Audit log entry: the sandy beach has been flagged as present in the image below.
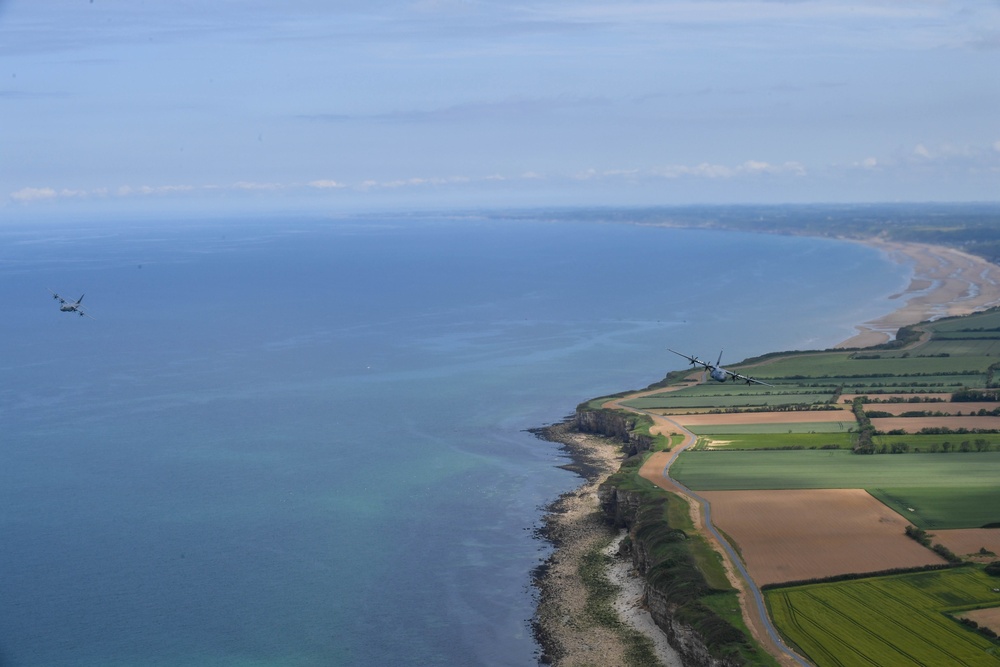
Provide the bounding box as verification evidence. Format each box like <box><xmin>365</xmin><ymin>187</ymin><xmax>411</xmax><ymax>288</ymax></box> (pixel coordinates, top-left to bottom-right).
<box><xmin>837</xmin><ymin>239</ymin><xmax>1000</xmax><ymax>348</ymax></box>
<box><xmin>535</xmin><ymin>238</ymin><xmax>1000</xmax><ymax>666</ymax></box>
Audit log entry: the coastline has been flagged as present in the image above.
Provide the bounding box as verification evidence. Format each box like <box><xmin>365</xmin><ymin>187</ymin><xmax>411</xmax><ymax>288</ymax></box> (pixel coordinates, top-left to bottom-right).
<box><xmin>533</xmin><ymin>423</ymin><xmax>683</xmax><ymax>667</ymax></box>
<box><xmin>533</xmin><ymin>237</ymin><xmax>1000</xmax><ymax>665</ymax></box>
<box><xmin>836</xmin><ymin>239</ymin><xmax>1000</xmax><ymax>348</ymax></box>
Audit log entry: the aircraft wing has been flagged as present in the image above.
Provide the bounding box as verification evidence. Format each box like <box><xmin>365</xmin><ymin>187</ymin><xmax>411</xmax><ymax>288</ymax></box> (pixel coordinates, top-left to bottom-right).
<box><xmin>725</xmin><ymin>369</ymin><xmax>773</xmax><ymax>387</ymax></box>
<box><xmin>49</xmin><ymin>289</ymin><xmax>67</xmax><ymax>304</ymax></box>
<box><xmin>668</xmin><ymin>348</ymin><xmax>713</xmax><ymax>369</ymax></box>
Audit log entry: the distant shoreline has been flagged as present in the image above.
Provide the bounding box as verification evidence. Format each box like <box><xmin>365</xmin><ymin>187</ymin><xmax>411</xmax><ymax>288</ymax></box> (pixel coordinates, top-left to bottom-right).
<box><xmin>836</xmin><ymin>238</ymin><xmax>1000</xmax><ymax>348</ymax></box>
<box><xmin>533</xmin><ymin>235</ymin><xmax>1000</xmax><ymax>666</ymax></box>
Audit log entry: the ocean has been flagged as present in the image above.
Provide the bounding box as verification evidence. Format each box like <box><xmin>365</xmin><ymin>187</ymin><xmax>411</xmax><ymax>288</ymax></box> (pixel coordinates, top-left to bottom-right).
<box><xmin>0</xmin><ymin>211</ymin><xmax>910</xmax><ymax>666</ymax></box>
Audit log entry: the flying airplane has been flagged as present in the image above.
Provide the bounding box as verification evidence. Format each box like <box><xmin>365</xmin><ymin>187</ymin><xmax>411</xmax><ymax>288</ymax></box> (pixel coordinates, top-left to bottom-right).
<box><xmin>668</xmin><ymin>348</ymin><xmax>772</xmax><ymax>386</ymax></box>
<box><xmin>49</xmin><ymin>290</ymin><xmax>95</xmax><ymax>319</ymax></box>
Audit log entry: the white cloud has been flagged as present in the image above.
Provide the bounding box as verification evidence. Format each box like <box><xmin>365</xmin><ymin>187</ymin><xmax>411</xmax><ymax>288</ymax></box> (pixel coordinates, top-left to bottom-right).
<box><xmin>308</xmin><ymin>179</ymin><xmax>346</xmax><ymax>189</ymax></box>
<box><xmin>232</xmin><ymin>181</ymin><xmax>285</xmax><ymax>191</ymax></box>
<box><xmin>10</xmin><ymin>187</ymin><xmax>59</xmax><ymax>202</ymax></box>
<box><xmin>650</xmin><ymin>160</ymin><xmax>805</xmax><ymax>180</ymax></box>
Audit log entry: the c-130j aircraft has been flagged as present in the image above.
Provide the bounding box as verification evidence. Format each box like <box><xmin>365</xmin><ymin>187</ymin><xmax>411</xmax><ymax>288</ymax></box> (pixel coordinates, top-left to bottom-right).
<box><xmin>668</xmin><ymin>348</ymin><xmax>773</xmax><ymax>387</ymax></box>
<box><xmin>49</xmin><ymin>290</ymin><xmax>95</xmax><ymax>319</ymax></box>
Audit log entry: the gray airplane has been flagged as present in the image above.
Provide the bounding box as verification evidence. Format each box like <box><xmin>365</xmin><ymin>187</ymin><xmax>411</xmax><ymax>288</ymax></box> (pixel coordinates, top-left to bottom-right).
<box><xmin>668</xmin><ymin>348</ymin><xmax>772</xmax><ymax>386</ymax></box>
<box><xmin>49</xmin><ymin>290</ymin><xmax>95</xmax><ymax>319</ymax></box>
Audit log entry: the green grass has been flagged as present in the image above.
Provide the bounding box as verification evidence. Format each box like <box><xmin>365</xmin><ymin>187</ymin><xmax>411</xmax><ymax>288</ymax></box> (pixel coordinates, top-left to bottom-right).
<box><xmin>868</xmin><ymin>486</ymin><xmax>1000</xmax><ymax>530</ymax></box>
<box><xmin>766</xmin><ymin>568</ymin><xmax>1000</xmax><ymax>667</ymax></box>
<box><xmin>658</xmin><ymin>491</ymin><xmax>732</xmax><ymax>592</ymax></box>
<box><xmin>688</xmin><ymin>422</ymin><xmax>856</xmax><ymax>435</ymax></box>
<box><xmin>697</xmin><ymin>432</ymin><xmax>854</xmax><ymax>450</ymax></box>
<box><xmin>872</xmin><ymin>433</ymin><xmax>1000</xmax><ymax>453</ymax></box>
<box><xmin>928</xmin><ymin>310</ymin><xmax>1000</xmax><ymax>332</ymax></box>
<box><xmin>764</xmin><ymin>350</ymin><xmax>993</xmax><ymax>375</ymax></box>
<box><xmin>624</xmin><ymin>393</ymin><xmax>836</xmax><ymax>410</ymax></box>
<box><xmin>671</xmin><ymin>450</ymin><xmax>1000</xmax><ymax>528</ymax></box>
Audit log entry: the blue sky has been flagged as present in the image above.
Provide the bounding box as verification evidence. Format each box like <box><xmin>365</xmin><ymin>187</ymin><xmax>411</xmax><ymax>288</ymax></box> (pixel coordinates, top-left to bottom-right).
<box><xmin>2</xmin><ymin>0</ymin><xmax>999</xmax><ymax>216</ymax></box>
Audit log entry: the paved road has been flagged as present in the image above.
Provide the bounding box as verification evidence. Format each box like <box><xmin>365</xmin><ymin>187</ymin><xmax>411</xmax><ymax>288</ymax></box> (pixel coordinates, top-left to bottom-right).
<box><xmin>606</xmin><ymin>395</ymin><xmax>813</xmax><ymax>667</ymax></box>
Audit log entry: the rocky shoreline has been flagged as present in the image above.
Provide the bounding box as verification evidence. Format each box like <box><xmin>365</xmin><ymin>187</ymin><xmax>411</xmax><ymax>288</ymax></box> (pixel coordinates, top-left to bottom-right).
<box><xmin>532</xmin><ymin>422</ymin><xmax>681</xmax><ymax>667</ymax></box>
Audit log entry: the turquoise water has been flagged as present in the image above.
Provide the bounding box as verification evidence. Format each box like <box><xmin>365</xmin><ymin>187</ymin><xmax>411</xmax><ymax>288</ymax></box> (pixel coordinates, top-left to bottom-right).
<box><xmin>0</xmin><ymin>212</ymin><xmax>910</xmax><ymax>665</ymax></box>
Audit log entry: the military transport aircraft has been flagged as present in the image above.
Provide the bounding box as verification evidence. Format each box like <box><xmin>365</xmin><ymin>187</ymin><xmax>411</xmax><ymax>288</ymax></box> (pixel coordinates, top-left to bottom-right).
<box><xmin>668</xmin><ymin>348</ymin><xmax>772</xmax><ymax>386</ymax></box>
<box><xmin>49</xmin><ymin>290</ymin><xmax>95</xmax><ymax>319</ymax></box>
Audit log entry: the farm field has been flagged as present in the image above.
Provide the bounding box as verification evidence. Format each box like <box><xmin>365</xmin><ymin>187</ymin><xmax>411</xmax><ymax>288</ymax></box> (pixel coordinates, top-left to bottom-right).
<box><xmin>872</xmin><ymin>432</ymin><xmax>1000</xmax><ymax>452</ymax></box>
<box><xmin>766</xmin><ymin>568</ymin><xmax>1000</xmax><ymax>666</ymax></box>
<box><xmin>699</xmin><ymin>489</ymin><xmax>944</xmax><ymax>585</ymax></box>
<box><xmin>841</xmin><ymin>392</ymin><xmax>953</xmax><ymax>401</ymax></box>
<box><xmin>650</xmin><ymin>308</ymin><xmax>1000</xmax><ymax>664</ymax></box>
<box><xmin>698</xmin><ymin>432</ymin><xmax>853</xmax><ymax>450</ymax></box>
<box><xmin>740</xmin><ymin>351</ymin><xmax>995</xmax><ymax>379</ymax></box>
<box><xmin>673</xmin><ymin>450</ymin><xmax>1000</xmax><ymax>529</ymax></box>
<box><xmin>869</xmin><ymin>486</ymin><xmax>1000</xmax><ymax>530</ymax></box>
<box><xmin>930</xmin><ymin>528</ymin><xmax>1000</xmax><ymax>559</ymax></box>
<box><xmin>687</xmin><ymin>422</ymin><xmax>855</xmax><ymax>435</ymax></box>
<box><xmin>872</xmin><ymin>415</ymin><xmax>1000</xmax><ymax>432</ymax></box>
<box><xmin>964</xmin><ymin>608</ymin><xmax>1000</xmax><ymax>635</ymax></box>
<box><xmin>666</xmin><ymin>410</ymin><xmax>852</xmax><ymax>426</ymax></box>
<box><xmin>621</xmin><ymin>393</ymin><xmax>834</xmax><ymax>410</ymax></box>
<box><xmin>866</xmin><ymin>401</ymin><xmax>1000</xmax><ymax>415</ymax></box>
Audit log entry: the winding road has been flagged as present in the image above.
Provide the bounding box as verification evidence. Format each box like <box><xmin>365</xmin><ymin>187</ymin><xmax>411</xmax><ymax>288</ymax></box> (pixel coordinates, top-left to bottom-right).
<box><xmin>604</xmin><ymin>389</ymin><xmax>813</xmax><ymax>667</ymax></box>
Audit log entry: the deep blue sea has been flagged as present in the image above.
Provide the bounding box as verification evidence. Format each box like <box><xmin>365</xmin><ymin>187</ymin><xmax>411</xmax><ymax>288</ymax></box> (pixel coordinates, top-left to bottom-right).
<box><xmin>0</xmin><ymin>212</ymin><xmax>910</xmax><ymax>666</ymax></box>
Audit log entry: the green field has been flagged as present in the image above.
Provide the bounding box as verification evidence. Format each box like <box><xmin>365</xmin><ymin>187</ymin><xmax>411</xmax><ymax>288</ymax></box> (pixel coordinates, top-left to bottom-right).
<box><xmin>873</xmin><ymin>433</ymin><xmax>1000</xmax><ymax>453</ymax></box>
<box><xmin>650</xmin><ymin>310</ymin><xmax>1000</xmax><ymax>663</ymax></box>
<box><xmin>671</xmin><ymin>450</ymin><xmax>1000</xmax><ymax>528</ymax></box>
<box><xmin>697</xmin><ymin>432</ymin><xmax>854</xmax><ymax>450</ymax></box>
<box><xmin>766</xmin><ymin>568</ymin><xmax>1000</xmax><ymax>666</ymax></box>
<box><xmin>743</xmin><ymin>351</ymin><xmax>993</xmax><ymax>379</ymax></box>
<box><xmin>687</xmin><ymin>422</ymin><xmax>856</xmax><ymax>435</ymax></box>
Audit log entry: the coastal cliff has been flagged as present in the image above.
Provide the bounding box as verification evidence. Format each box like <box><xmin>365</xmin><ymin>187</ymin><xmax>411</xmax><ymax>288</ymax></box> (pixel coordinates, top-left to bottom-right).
<box><xmin>574</xmin><ymin>407</ymin><xmax>656</xmax><ymax>457</ymax></box>
<box><xmin>599</xmin><ymin>484</ymin><xmax>749</xmax><ymax>667</ymax></box>
<box><xmin>582</xmin><ymin>408</ymin><xmax>755</xmax><ymax>667</ymax></box>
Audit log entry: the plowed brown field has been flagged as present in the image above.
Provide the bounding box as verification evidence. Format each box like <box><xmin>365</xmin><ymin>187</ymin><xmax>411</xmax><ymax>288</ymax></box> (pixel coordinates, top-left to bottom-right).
<box><xmin>962</xmin><ymin>608</ymin><xmax>1000</xmax><ymax>634</ymax></box>
<box><xmin>668</xmin><ymin>410</ymin><xmax>852</xmax><ymax>426</ymax></box>
<box><xmin>867</xmin><ymin>402</ymin><xmax>1000</xmax><ymax>415</ymax></box>
<box><xmin>699</xmin><ymin>489</ymin><xmax>946</xmax><ymax>585</ymax></box>
<box><xmin>871</xmin><ymin>416</ymin><xmax>1000</xmax><ymax>432</ymax></box>
<box><xmin>931</xmin><ymin>528</ymin><xmax>1000</xmax><ymax>559</ymax></box>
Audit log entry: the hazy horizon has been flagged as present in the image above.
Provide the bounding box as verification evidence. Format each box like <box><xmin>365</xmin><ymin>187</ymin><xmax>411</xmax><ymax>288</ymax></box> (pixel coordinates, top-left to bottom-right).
<box><xmin>3</xmin><ymin>1</ymin><xmax>1000</xmax><ymax>219</ymax></box>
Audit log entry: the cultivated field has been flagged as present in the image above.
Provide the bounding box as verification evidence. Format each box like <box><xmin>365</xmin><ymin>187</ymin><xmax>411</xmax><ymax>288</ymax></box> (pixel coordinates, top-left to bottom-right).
<box><xmin>649</xmin><ymin>308</ymin><xmax>1000</xmax><ymax>664</ymax></box>
<box><xmin>699</xmin><ymin>432</ymin><xmax>853</xmax><ymax>450</ymax></box>
<box><xmin>841</xmin><ymin>393</ymin><xmax>953</xmax><ymax>402</ymax></box>
<box><xmin>865</xmin><ymin>402</ymin><xmax>1000</xmax><ymax>415</ymax></box>
<box><xmin>667</xmin><ymin>410</ymin><xmax>852</xmax><ymax>426</ymax></box>
<box><xmin>932</xmin><ymin>528</ymin><xmax>1000</xmax><ymax>559</ymax></box>
<box><xmin>767</xmin><ymin>568</ymin><xmax>1000</xmax><ymax>667</ymax></box>
<box><xmin>687</xmin><ymin>422</ymin><xmax>856</xmax><ymax>435</ymax></box>
<box><xmin>699</xmin><ymin>489</ymin><xmax>943</xmax><ymax>585</ymax></box>
<box><xmin>673</xmin><ymin>450</ymin><xmax>1000</xmax><ymax>529</ymax></box>
<box><xmin>871</xmin><ymin>415</ymin><xmax>1000</xmax><ymax>432</ymax></box>
<box><xmin>963</xmin><ymin>608</ymin><xmax>1000</xmax><ymax>635</ymax></box>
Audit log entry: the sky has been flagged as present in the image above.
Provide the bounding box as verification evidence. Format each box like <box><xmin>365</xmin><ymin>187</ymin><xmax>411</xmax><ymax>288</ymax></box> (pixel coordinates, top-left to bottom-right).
<box><xmin>2</xmin><ymin>0</ymin><xmax>999</xmax><ymax>217</ymax></box>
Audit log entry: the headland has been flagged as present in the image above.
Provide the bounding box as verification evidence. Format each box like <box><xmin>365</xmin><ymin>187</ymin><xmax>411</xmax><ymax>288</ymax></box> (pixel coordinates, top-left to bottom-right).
<box><xmin>533</xmin><ymin>234</ymin><xmax>1000</xmax><ymax>666</ymax></box>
